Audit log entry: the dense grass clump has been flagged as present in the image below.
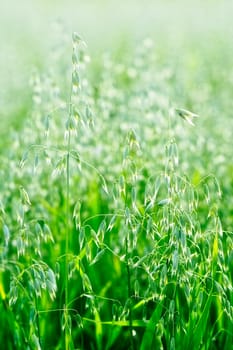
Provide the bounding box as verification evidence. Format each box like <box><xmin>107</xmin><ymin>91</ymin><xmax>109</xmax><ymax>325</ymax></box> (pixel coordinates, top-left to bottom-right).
<box><xmin>0</xmin><ymin>30</ymin><xmax>233</xmax><ymax>350</ymax></box>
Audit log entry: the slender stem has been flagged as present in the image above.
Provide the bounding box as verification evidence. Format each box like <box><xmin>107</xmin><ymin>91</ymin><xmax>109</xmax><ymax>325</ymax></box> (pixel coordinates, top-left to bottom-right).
<box><xmin>34</xmin><ymin>297</ymin><xmax>41</xmax><ymax>346</ymax></box>
<box><xmin>125</xmin><ymin>236</ymin><xmax>134</xmax><ymax>350</ymax></box>
<box><xmin>65</xmin><ymin>125</ymin><xmax>71</xmax><ymax>298</ymax></box>
<box><xmin>65</xmin><ymin>95</ymin><xmax>72</xmax><ymax>350</ymax></box>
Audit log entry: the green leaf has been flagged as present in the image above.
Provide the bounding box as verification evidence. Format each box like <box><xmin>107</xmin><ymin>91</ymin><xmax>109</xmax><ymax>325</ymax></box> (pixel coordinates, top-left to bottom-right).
<box><xmin>30</xmin><ymin>334</ymin><xmax>41</xmax><ymax>350</ymax></box>
<box><xmin>140</xmin><ymin>300</ymin><xmax>164</xmax><ymax>350</ymax></box>
<box><xmin>188</xmin><ymin>292</ymin><xmax>213</xmax><ymax>349</ymax></box>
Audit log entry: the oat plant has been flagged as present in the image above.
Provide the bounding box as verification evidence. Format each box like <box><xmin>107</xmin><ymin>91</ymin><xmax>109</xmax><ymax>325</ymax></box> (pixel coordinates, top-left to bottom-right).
<box><xmin>1</xmin><ymin>32</ymin><xmax>233</xmax><ymax>350</ymax></box>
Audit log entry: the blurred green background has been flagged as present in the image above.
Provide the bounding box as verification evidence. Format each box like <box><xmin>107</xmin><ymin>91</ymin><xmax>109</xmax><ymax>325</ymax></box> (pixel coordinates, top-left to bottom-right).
<box><xmin>1</xmin><ymin>0</ymin><xmax>232</xmax><ymax>132</ymax></box>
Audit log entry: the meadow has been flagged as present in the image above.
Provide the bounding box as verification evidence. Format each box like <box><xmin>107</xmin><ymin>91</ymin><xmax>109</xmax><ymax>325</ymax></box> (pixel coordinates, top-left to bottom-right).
<box><xmin>0</xmin><ymin>1</ymin><xmax>233</xmax><ymax>349</ymax></box>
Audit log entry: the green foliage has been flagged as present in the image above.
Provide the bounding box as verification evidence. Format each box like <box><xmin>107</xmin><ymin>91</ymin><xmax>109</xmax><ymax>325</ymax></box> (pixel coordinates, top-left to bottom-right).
<box><xmin>0</xmin><ymin>23</ymin><xmax>233</xmax><ymax>350</ymax></box>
